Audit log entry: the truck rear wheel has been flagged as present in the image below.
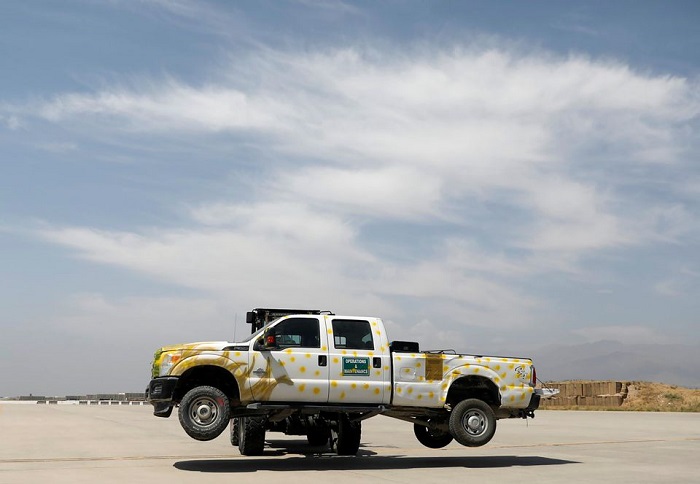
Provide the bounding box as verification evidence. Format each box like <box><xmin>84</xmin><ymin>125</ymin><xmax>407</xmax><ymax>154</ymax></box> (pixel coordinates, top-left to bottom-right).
<box><xmin>331</xmin><ymin>415</ymin><xmax>361</xmax><ymax>455</ymax></box>
<box><xmin>449</xmin><ymin>398</ymin><xmax>496</xmax><ymax>447</ymax></box>
<box><xmin>178</xmin><ymin>386</ymin><xmax>230</xmax><ymax>441</ymax></box>
<box><xmin>413</xmin><ymin>421</ymin><xmax>453</xmax><ymax>448</ymax></box>
<box><xmin>238</xmin><ymin>416</ymin><xmax>266</xmax><ymax>456</ymax></box>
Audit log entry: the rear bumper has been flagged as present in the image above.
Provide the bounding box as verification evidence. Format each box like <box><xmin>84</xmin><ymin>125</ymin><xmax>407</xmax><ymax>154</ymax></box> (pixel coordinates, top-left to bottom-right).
<box><xmin>527</xmin><ymin>388</ymin><xmax>559</xmax><ymax>414</ymax></box>
<box><xmin>526</xmin><ymin>393</ymin><xmax>541</xmax><ymax>412</ymax></box>
<box><xmin>146</xmin><ymin>376</ymin><xmax>179</xmax><ymax>417</ymax></box>
<box><xmin>535</xmin><ymin>388</ymin><xmax>560</xmax><ymax>398</ymax></box>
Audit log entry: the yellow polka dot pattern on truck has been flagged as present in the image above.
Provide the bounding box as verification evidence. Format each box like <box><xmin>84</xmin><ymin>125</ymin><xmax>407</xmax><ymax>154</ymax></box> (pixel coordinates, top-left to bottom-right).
<box><xmin>392</xmin><ymin>353</ymin><xmax>535</xmax><ymax>409</ymax></box>
<box><xmin>155</xmin><ymin>320</ymin><xmax>534</xmax><ymax>410</ymax></box>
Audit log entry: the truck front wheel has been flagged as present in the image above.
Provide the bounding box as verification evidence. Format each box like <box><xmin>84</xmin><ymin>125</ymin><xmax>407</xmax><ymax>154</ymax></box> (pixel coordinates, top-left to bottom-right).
<box><xmin>413</xmin><ymin>420</ymin><xmax>453</xmax><ymax>448</ymax></box>
<box><xmin>178</xmin><ymin>386</ymin><xmax>230</xmax><ymax>441</ymax></box>
<box><xmin>449</xmin><ymin>398</ymin><xmax>496</xmax><ymax>447</ymax></box>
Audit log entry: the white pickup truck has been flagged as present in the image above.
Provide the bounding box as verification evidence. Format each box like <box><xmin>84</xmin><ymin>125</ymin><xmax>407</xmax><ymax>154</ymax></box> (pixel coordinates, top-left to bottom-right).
<box><xmin>147</xmin><ymin>308</ymin><xmax>549</xmax><ymax>455</ymax></box>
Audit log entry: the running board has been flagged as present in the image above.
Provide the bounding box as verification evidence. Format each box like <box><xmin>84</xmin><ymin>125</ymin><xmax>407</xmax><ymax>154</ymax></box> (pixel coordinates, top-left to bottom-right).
<box><xmin>237</xmin><ymin>403</ymin><xmax>386</xmax><ymax>420</ymax></box>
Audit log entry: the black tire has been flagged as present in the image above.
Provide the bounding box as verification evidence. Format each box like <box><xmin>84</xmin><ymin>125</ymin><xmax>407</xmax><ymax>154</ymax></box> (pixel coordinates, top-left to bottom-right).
<box><xmin>178</xmin><ymin>386</ymin><xmax>230</xmax><ymax>441</ymax></box>
<box><xmin>230</xmin><ymin>418</ymin><xmax>239</xmax><ymax>446</ymax></box>
<box><xmin>331</xmin><ymin>415</ymin><xmax>361</xmax><ymax>455</ymax></box>
<box><xmin>238</xmin><ymin>416</ymin><xmax>266</xmax><ymax>456</ymax></box>
<box><xmin>413</xmin><ymin>421</ymin><xmax>454</xmax><ymax>449</ymax></box>
<box><xmin>448</xmin><ymin>398</ymin><xmax>497</xmax><ymax>447</ymax></box>
<box><xmin>307</xmin><ymin>426</ymin><xmax>331</xmax><ymax>447</ymax></box>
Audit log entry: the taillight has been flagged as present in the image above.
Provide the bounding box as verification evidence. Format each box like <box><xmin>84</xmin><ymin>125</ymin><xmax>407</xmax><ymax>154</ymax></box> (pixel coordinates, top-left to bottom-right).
<box><xmin>531</xmin><ymin>365</ymin><xmax>537</xmax><ymax>386</ymax></box>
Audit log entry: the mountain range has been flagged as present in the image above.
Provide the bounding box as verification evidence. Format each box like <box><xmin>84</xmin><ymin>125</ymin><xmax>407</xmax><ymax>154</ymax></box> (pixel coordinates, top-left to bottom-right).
<box><xmin>529</xmin><ymin>341</ymin><xmax>699</xmax><ymax>388</ymax></box>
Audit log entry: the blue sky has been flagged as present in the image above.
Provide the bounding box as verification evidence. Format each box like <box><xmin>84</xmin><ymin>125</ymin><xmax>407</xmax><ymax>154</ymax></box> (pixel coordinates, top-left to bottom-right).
<box><xmin>1</xmin><ymin>0</ymin><xmax>699</xmax><ymax>395</ymax></box>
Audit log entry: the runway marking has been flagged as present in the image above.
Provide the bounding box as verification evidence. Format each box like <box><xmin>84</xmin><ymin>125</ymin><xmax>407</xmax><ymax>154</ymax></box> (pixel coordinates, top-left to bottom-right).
<box><xmin>488</xmin><ymin>437</ymin><xmax>700</xmax><ymax>449</ymax></box>
<box><xmin>1</xmin><ymin>437</ymin><xmax>698</xmax><ymax>465</ymax></box>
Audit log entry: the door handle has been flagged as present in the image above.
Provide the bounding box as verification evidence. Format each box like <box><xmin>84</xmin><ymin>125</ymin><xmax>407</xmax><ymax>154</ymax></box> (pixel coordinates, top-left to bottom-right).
<box><xmin>373</xmin><ymin>357</ymin><xmax>381</xmax><ymax>368</ymax></box>
<box><xmin>318</xmin><ymin>355</ymin><xmax>327</xmax><ymax>366</ymax></box>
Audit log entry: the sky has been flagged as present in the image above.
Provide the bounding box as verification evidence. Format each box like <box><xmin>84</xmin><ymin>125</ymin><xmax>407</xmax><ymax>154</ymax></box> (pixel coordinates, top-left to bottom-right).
<box><xmin>1</xmin><ymin>0</ymin><xmax>699</xmax><ymax>396</ymax></box>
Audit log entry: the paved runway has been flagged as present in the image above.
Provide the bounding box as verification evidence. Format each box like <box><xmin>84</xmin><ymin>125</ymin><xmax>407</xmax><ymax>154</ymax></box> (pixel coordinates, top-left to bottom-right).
<box><xmin>0</xmin><ymin>403</ymin><xmax>698</xmax><ymax>483</ymax></box>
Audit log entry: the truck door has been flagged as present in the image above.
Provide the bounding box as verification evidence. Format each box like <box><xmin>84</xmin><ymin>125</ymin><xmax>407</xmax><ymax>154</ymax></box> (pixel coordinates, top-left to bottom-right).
<box><xmin>247</xmin><ymin>316</ymin><xmax>330</xmax><ymax>403</ymax></box>
<box><xmin>327</xmin><ymin>317</ymin><xmax>390</xmax><ymax>404</ymax></box>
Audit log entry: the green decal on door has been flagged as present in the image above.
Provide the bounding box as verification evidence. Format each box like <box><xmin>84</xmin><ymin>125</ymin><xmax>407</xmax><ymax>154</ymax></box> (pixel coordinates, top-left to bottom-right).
<box><xmin>342</xmin><ymin>357</ymin><xmax>370</xmax><ymax>376</ymax></box>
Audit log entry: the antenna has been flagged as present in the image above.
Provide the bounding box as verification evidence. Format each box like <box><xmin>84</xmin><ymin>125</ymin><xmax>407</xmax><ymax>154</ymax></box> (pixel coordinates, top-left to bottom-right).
<box><xmin>233</xmin><ymin>313</ymin><xmax>238</xmax><ymax>342</ymax></box>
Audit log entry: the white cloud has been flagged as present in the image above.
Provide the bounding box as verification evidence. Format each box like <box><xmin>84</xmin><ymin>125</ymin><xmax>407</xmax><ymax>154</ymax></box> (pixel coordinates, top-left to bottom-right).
<box><xmin>274</xmin><ymin>166</ymin><xmax>444</xmax><ymax>220</ymax></box>
<box><xmin>37</xmin><ymin>142</ymin><xmax>79</xmax><ymax>153</ymax></box>
<box><xmin>518</xmin><ymin>176</ymin><xmax>631</xmax><ymax>251</ymax></box>
<box><xmin>29</xmin><ymin>49</ymin><xmax>698</xmax><ymax>251</ymax></box>
<box><xmin>639</xmin><ymin>204</ymin><xmax>698</xmax><ymax>243</ymax></box>
<box><xmin>135</xmin><ymin>0</ymin><xmax>199</xmax><ymax>16</ymax></box>
<box><xmin>1</xmin><ymin>114</ymin><xmax>23</xmax><ymax>130</ymax></box>
<box><xmin>527</xmin><ymin>178</ymin><xmax>603</xmax><ymax>222</ymax></box>
<box><xmin>20</xmin><ymin>44</ymin><xmax>700</xmax><ymax>341</ymax></box>
<box><xmin>292</xmin><ymin>0</ymin><xmax>360</xmax><ymax>14</ymax></box>
<box><xmin>527</xmin><ymin>214</ymin><xmax>626</xmax><ymax>252</ymax></box>
<box><xmin>38</xmin><ymin>186</ymin><xmax>543</xmax><ymax>330</ymax></box>
<box><xmin>39</xmin><ymin>222</ymin><xmax>366</xmax><ymax>301</ymax></box>
<box><xmin>377</xmin><ymin>261</ymin><xmax>539</xmax><ymax>327</ymax></box>
<box><xmin>39</xmin><ymin>83</ymin><xmax>288</xmax><ymax>132</ymax></box>
<box><xmin>654</xmin><ymin>266</ymin><xmax>699</xmax><ymax>298</ymax></box>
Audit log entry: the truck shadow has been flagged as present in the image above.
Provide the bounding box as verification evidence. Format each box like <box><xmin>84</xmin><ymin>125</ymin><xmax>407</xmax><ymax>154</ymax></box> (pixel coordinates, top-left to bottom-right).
<box><xmin>174</xmin><ymin>449</ymin><xmax>578</xmax><ymax>473</ymax></box>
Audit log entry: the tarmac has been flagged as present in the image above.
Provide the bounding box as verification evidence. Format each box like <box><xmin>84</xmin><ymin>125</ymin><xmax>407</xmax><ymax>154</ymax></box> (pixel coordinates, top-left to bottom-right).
<box><xmin>0</xmin><ymin>403</ymin><xmax>698</xmax><ymax>483</ymax></box>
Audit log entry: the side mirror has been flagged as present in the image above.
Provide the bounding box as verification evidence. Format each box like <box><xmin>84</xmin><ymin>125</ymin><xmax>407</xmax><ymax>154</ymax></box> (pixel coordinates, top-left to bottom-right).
<box><xmin>254</xmin><ymin>334</ymin><xmax>278</xmax><ymax>351</ymax></box>
<box><xmin>246</xmin><ymin>312</ymin><xmax>255</xmax><ymax>324</ymax></box>
<box><xmin>264</xmin><ymin>334</ymin><xmax>277</xmax><ymax>348</ymax></box>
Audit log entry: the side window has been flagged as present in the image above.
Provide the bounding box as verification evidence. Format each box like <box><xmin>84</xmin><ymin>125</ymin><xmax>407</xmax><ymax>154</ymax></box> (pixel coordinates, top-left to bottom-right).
<box><xmin>332</xmin><ymin>319</ymin><xmax>374</xmax><ymax>350</ymax></box>
<box><xmin>270</xmin><ymin>317</ymin><xmax>320</xmax><ymax>349</ymax></box>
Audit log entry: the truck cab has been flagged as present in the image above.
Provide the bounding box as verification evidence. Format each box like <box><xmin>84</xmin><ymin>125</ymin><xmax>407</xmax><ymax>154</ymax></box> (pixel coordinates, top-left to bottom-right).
<box><xmin>244</xmin><ymin>312</ymin><xmax>391</xmax><ymax>405</ymax></box>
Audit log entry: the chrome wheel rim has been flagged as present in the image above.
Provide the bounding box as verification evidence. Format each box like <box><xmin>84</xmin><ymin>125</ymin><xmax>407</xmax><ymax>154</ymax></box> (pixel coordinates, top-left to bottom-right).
<box><xmin>190</xmin><ymin>396</ymin><xmax>218</xmax><ymax>427</ymax></box>
<box><xmin>461</xmin><ymin>408</ymin><xmax>488</xmax><ymax>436</ymax></box>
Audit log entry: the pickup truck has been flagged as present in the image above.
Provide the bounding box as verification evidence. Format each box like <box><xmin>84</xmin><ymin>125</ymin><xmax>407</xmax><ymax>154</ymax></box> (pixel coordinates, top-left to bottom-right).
<box><xmin>147</xmin><ymin>308</ymin><xmax>549</xmax><ymax>455</ymax></box>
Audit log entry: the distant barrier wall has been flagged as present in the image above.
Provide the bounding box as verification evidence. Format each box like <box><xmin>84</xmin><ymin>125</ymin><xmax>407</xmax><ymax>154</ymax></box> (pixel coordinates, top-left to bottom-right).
<box><xmin>4</xmin><ymin>393</ymin><xmax>147</xmax><ymax>405</ymax></box>
<box><xmin>540</xmin><ymin>381</ymin><xmax>627</xmax><ymax>408</ymax></box>
<box><xmin>35</xmin><ymin>400</ymin><xmax>148</xmax><ymax>405</ymax></box>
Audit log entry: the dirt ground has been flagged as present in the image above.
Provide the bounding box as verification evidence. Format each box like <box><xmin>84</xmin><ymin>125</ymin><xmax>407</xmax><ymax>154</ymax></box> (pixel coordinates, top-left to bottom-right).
<box><xmin>541</xmin><ymin>381</ymin><xmax>700</xmax><ymax>412</ymax></box>
<box><xmin>621</xmin><ymin>382</ymin><xmax>700</xmax><ymax>412</ymax></box>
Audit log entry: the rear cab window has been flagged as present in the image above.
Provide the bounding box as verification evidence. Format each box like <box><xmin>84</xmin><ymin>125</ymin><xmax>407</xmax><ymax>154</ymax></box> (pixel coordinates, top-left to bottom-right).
<box><xmin>331</xmin><ymin>319</ymin><xmax>374</xmax><ymax>350</ymax></box>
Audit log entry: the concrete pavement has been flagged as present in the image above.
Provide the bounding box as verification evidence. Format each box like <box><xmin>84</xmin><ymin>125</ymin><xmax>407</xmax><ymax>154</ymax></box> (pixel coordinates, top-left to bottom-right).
<box><xmin>0</xmin><ymin>404</ymin><xmax>698</xmax><ymax>483</ymax></box>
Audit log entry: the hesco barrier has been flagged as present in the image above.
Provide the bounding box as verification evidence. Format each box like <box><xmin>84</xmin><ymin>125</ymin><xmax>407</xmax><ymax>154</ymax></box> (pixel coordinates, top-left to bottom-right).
<box><xmin>7</xmin><ymin>393</ymin><xmax>148</xmax><ymax>405</ymax></box>
<box><xmin>539</xmin><ymin>381</ymin><xmax>628</xmax><ymax>408</ymax></box>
